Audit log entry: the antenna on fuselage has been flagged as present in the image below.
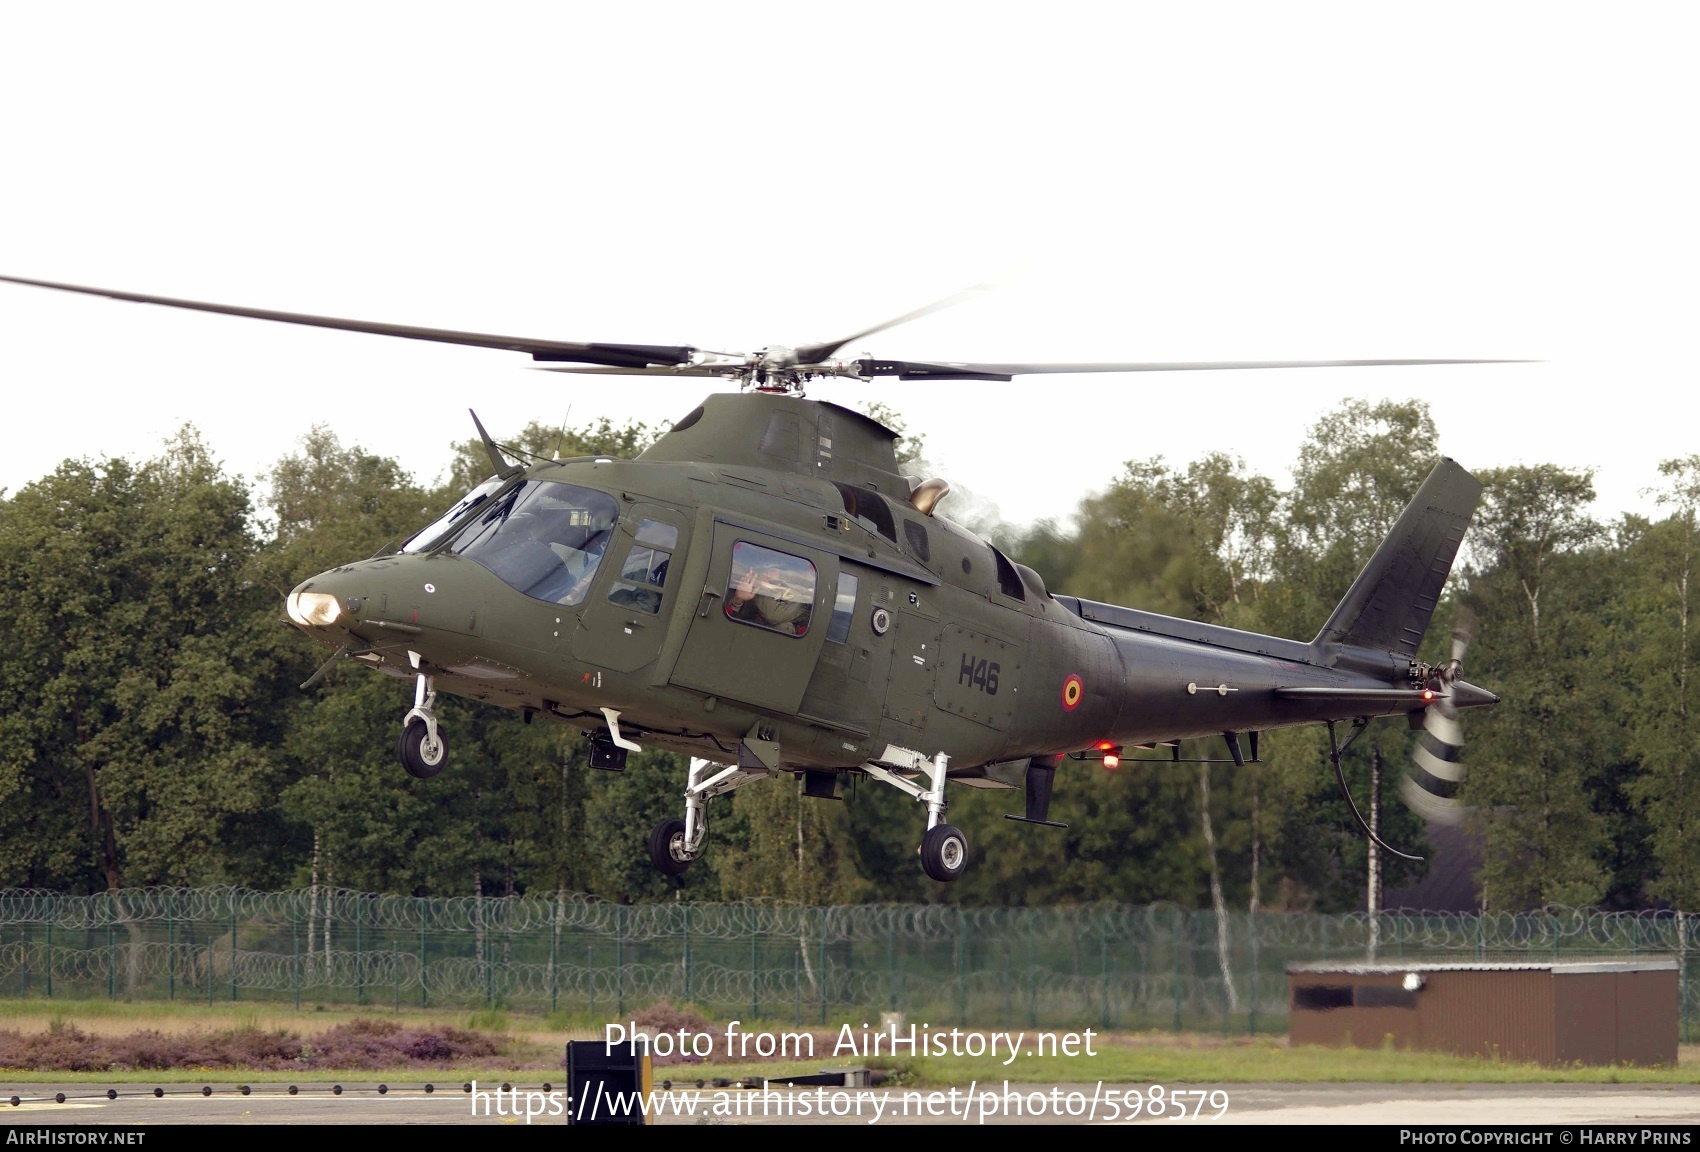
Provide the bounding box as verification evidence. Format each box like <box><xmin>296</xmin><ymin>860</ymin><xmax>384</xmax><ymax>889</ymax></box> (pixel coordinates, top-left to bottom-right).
<box><xmin>470</xmin><ymin>409</ymin><xmax>523</xmax><ymax>479</ymax></box>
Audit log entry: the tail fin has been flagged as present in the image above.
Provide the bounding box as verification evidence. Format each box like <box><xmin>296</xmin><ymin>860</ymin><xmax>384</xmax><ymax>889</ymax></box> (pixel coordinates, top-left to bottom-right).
<box><xmin>1313</xmin><ymin>458</ymin><xmax>1483</xmax><ymax>658</ymax></box>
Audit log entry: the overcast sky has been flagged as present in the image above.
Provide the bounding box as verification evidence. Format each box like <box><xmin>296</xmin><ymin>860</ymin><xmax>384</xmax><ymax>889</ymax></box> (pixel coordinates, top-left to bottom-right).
<box><xmin>1</xmin><ymin>4</ymin><xmax>1694</xmax><ymax>531</ymax></box>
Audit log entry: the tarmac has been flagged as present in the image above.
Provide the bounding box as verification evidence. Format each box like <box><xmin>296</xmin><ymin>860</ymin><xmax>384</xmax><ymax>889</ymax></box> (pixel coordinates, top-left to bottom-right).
<box><xmin>3</xmin><ymin>1080</ymin><xmax>1700</xmax><ymax>1125</ymax></box>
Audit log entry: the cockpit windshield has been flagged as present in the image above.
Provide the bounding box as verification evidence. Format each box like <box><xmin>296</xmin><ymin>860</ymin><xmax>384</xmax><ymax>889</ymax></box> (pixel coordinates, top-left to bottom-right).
<box><xmin>447</xmin><ymin>480</ymin><xmax>620</xmax><ymax>605</ymax></box>
<box><xmin>401</xmin><ymin>475</ymin><xmax>509</xmax><ymax>554</ymax></box>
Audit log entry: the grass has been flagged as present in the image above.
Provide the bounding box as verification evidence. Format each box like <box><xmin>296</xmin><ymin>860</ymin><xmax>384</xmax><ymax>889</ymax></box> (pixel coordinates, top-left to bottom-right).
<box><xmin>912</xmin><ymin>1033</ymin><xmax>1700</xmax><ymax>1085</ymax></box>
<box><xmin>0</xmin><ymin>999</ymin><xmax>597</xmax><ymax>1045</ymax></box>
<box><xmin>2</xmin><ymin>1002</ymin><xmax>1698</xmax><ymax>1086</ymax></box>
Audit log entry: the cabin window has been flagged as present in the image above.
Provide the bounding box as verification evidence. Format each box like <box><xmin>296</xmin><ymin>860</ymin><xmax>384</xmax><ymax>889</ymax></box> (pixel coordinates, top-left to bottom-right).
<box><xmin>725</xmin><ymin>542</ymin><xmax>816</xmax><ymax>637</ymax></box>
<box><xmin>449</xmin><ymin>481</ymin><xmax>620</xmax><ymax>605</ymax></box>
<box><xmin>833</xmin><ymin>482</ymin><xmax>896</xmax><ymax>542</ymax></box>
<box><xmin>903</xmin><ymin>520</ymin><xmax>931</xmax><ymax>563</ymax></box>
<box><xmin>826</xmin><ymin>573</ymin><xmax>859</xmax><ymax>644</ymax></box>
<box><xmin>991</xmin><ymin>546</ymin><xmax>1026</xmax><ymax>601</ymax></box>
<box><xmin>607</xmin><ymin>518</ymin><xmax>678</xmax><ymax>614</ymax></box>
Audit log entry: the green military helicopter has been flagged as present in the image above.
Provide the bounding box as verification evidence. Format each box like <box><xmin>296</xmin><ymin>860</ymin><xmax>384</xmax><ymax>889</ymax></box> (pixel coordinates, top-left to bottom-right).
<box><xmin>0</xmin><ymin>273</ymin><xmax>1502</xmax><ymax>882</ymax></box>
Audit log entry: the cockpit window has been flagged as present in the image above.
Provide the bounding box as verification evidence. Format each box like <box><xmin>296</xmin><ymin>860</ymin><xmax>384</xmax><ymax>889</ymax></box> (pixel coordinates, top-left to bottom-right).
<box><xmin>448</xmin><ymin>481</ymin><xmax>620</xmax><ymax>605</ymax></box>
<box><xmin>400</xmin><ymin>475</ymin><xmax>508</xmax><ymax>553</ymax></box>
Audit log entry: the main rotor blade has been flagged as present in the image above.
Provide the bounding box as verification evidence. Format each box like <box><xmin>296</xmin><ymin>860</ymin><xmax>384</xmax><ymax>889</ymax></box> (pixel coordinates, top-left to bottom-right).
<box><xmin>853</xmin><ymin>357</ymin><xmax>1531</xmax><ymax>381</ymax></box>
<box><xmin>794</xmin><ymin>281</ymin><xmax>999</xmax><ymax>365</ymax></box>
<box><xmin>0</xmin><ymin>274</ymin><xmax>697</xmax><ymax>369</ymax></box>
<box><xmin>528</xmin><ymin>364</ymin><xmax>734</xmax><ymax>377</ymax></box>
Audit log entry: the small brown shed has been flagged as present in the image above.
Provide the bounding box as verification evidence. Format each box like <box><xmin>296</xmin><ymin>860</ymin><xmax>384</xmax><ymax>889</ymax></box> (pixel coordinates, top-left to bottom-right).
<box><xmin>1286</xmin><ymin>959</ymin><xmax>1678</xmax><ymax>1066</ymax></box>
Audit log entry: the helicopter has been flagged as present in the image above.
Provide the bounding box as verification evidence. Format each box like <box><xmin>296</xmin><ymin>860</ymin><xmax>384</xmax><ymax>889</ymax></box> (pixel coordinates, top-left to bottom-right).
<box><xmin>0</xmin><ymin>273</ymin><xmax>1503</xmax><ymax>882</ymax></box>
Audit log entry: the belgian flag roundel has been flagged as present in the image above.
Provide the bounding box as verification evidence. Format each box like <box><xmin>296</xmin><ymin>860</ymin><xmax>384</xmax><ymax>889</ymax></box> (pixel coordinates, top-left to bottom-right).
<box><xmin>1061</xmin><ymin>674</ymin><xmax>1084</xmax><ymax>712</ymax></box>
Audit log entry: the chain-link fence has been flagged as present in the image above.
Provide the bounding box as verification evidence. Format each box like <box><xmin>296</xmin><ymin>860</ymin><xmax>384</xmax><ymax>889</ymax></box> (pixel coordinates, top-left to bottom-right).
<box><xmin>0</xmin><ymin>889</ymin><xmax>1692</xmax><ymax>1033</ymax></box>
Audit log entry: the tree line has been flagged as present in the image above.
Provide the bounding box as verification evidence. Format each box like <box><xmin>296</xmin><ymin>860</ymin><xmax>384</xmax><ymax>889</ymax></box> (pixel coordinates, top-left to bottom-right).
<box><xmin>0</xmin><ymin>400</ymin><xmax>1692</xmax><ymax>914</ymax></box>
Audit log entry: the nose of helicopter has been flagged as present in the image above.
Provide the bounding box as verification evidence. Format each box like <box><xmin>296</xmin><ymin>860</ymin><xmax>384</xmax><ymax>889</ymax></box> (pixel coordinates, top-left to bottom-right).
<box><xmin>286</xmin><ymin>555</ymin><xmax>487</xmax><ymax>642</ymax></box>
<box><xmin>285</xmin><ymin>575</ymin><xmax>355</xmax><ymax>632</ymax></box>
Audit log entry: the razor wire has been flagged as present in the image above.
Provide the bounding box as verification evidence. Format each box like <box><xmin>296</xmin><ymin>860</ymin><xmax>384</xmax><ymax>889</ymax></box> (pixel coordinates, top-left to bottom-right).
<box><xmin>2</xmin><ymin>888</ymin><xmax>1691</xmax><ymax>948</ymax></box>
<box><xmin>0</xmin><ymin>889</ymin><xmax>1693</xmax><ymax>1027</ymax></box>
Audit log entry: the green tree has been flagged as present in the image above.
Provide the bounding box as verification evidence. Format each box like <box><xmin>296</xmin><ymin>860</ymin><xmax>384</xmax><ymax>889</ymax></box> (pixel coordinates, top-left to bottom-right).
<box><xmin>1464</xmin><ymin>465</ymin><xmax>1619</xmax><ymax>909</ymax></box>
<box><xmin>1624</xmin><ymin>457</ymin><xmax>1700</xmax><ymax>908</ymax></box>
<box><xmin>1263</xmin><ymin>400</ymin><xmax>1445</xmax><ymax>908</ymax></box>
<box><xmin>1165</xmin><ymin>453</ymin><xmax>1281</xmax><ymax>628</ymax></box>
<box><xmin>0</xmin><ymin>429</ymin><xmax>282</xmax><ymax>892</ymax></box>
<box><xmin>263</xmin><ymin>428</ymin><xmax>445</xmax><ymax>897</ymax></box>
<box><xmin>1469</xmin><ymin>465</ymin><xmax>1602</xmax><ymax>646</ymax></box>
<box><xmin>855</xmin><ymin>401</ymin><xmax>926</xmax><ymax>469</ymax></box>
<box><xmin>997</xmin><ymin>518</ymin><xmax>1080</xmax><ymax>596</ymax></box>
<box><xmin>261</xmin><ymin>425</ymin><xmax>429</xmax><ymax>584</ymax></box>
<box><xmin>1269</xmin><ymin>398</ymin><xmax>1440</xmax><ymax>639</ymax></box>
<box><xmin>1065</xmin><ymin>459</ymin><xmax>1200</xmax><ymax>617</ymax></box>
<box><xmin>711</xmin><ymin>774</ymin><xmax>869</xmax><ymax>904</ymax></box>
<box><xmin>945</xmin><ymin>760</ymin><xmax>1208</xmax><ymax>906</ymax></box>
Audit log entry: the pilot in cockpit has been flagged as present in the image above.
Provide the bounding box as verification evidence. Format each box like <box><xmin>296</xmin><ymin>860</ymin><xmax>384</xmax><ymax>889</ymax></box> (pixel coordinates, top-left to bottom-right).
<box><xmin>553</xmin><ymin>528</ymin><xmax>610</xmax><ymax>604</ymax></box>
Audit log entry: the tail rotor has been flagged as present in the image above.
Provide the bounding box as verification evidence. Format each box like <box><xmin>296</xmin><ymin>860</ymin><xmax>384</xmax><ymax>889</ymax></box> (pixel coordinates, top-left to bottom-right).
<box><xmin>1400</xmin><ymin>617</ymin><xmax>1475</xmax><ymax>825</ymax></box>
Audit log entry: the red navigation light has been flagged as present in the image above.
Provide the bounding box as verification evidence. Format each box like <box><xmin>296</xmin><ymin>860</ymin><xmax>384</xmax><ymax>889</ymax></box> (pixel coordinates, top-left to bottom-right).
<box><xmin>1096</xmin><ymin>741</ymin><xmax>1116</xmax><ymax>751</ymax></box>
<box><xmin>1422</xmin><ymin>689</ymin><xmax>1436</xmax><ymax>701</ymax></box>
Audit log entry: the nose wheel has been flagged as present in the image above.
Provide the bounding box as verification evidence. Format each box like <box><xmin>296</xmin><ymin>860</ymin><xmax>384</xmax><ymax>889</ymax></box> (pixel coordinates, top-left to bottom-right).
<box><xmin>398</xmin><ymin>657</ymin><xmax>447</xmax><ymax>779</ymax></box>
<box><xmin>400</xmin><ymin>718</ymin><xmax>447</xmax><ymax>779</ymax></box>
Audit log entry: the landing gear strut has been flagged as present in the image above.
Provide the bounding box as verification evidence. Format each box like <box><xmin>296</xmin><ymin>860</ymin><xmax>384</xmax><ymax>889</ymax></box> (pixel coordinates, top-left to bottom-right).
<box><xmin>646</xmin><ymin>754</ymin><xmax>771</xmax><ymax>875</ymax></box>
<box><xmin>861</xmin><ymin>747</ymin><xmax>970</xmax><ymax>883</ymax></box>
<box><xmin>642</xmin><ymin>744</ymin><xmax>972</xmax><ymax>883</ymax></box>
<box><xmin>398</xmin><ymin>652</ymin><xmax>446</xmax><ymax>779</ymax></box>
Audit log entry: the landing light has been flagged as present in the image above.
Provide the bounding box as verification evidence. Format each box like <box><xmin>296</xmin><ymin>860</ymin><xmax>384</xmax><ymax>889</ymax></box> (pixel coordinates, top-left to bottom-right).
<box><xmin>287</xmin><ymin>591</ymin><xmax>341</xmax><ymax>627</ymax></box>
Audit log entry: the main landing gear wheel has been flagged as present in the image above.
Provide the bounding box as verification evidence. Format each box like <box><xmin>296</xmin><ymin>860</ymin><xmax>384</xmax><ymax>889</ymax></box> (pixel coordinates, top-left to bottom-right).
<box><xmin>399</xmin><ymin>719</ymin><xmax>447</xmax><ymax>779</ymax></box>
<box><xmin>648</xmin><ymin>818</ymin><xmax>694</xmax><ymax>875</ymax></box>
<box><xmin>920</xmin><ymin>823</ymin><xmax>969</xmax><ymax>883</ymax></box>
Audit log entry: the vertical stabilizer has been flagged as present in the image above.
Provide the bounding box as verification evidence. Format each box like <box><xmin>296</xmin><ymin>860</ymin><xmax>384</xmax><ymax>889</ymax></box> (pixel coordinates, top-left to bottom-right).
<box><xmin>1313</xmin><ymin>458</ymin><xmax>1483</xmax><ymax>658</ymax></box>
